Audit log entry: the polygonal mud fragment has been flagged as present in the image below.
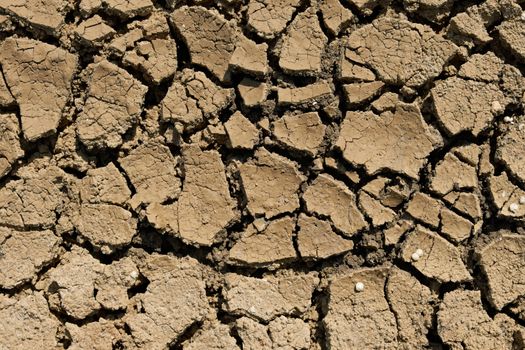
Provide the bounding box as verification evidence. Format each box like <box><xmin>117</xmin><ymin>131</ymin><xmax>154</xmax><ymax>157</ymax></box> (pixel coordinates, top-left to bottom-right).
<box><xmin>0</xmin><ymin>0</ymin><xmax>69</xmax><ymax>35</ymax></box>
<box><xmin>277</xmin><ymin>81</ymin><xmax>332</xmax><ymax>106</ymax></box>
<box><xmin>124</xmin><ymin>255</ymin><xmax>210</xmax><ymax>350</ymax></box>
<box><xmin>386</xmin><ymin>267</ymin><xmax>434</xmax><ymax>348</ymax></box>
<box><xmin>488</xmin><ymin>172</ymin><xmax>525</xmax><ymax>219</ymax></box>
<box><xmin>80</xmin><ymin>163</ymin><xmax>131</xmax><ymax>205</ymax></box>
<box><xmin>0</xmin><ymin>227</ymin><xmax>61</xmax><ymax>289</ymax></box>
<box><xmin>235</xmin><ymin>317</ymin><xmax>272</xmax><ymax>350</ymax></box>
<box><xmin>440</xmin><ymin>207</ymin><xmax>474</xmax><ymax>243</ymax></box>
<box><xmin>177</xmin><ymin>145</ymin><xmax>237</xmax><ymax>246</ymax></box>
<box><xmin>400</xmin><ymin>226</ymin><xmax>472</xmax><ymax>283</ymax></box>
<box><xmin>123</xmin><ymin>38</ymin><xmax>178</xmax><ymax>84</ymax></box>
<box><xmin>0</xmin><ymin>70</ymin><xmax>15</xmax><ymax>107</ymax></box>
<box><xmin>224</xmin><ymin>111</ymin><xmax>259</xmax><ymax>149</ymax></box>
<box><xmin>0</xmin><ymin>292</ymin><xmax>61</xmax><ymax>349</ymax></box>
<box><xmin>383</xmin><ymin>219</ymin><xmax>413</xmax><ymax>246</ymax></box>
<box><xmin>229</xmin><ymin>38</ymin><xmax>269</xmax><ymax>77</ymax></box>
<box><xmin>406</xmin><ymin>192</ymin><xmax>442</xmax><ymax>228</ymax></box>
<box><xmin>346</xmin><ymin>17</ymin><xmax>457</xmax><ymax>88</ymax></box>
<box><xmin>102</xmin><ymin>0</ymin><xmax>154</xmax><ymax>19</ymax></box>
<box><xmin>54</xmin><ymin>125</ymin><xmax>96</xmax><ymax>173</ymax></box>
<box><xmin>458</xmin><ymin>52</ymin><xmax>504</xmax><ymax>82</ymax></box>
<box><xmin>271</xmin><ymin>112</ymin><xmax>326</xmax><ymax>157</ymax></box>
<box><xmin>478</xmin><ymin>234</ymin><xmax>525</xmax><ymax>310</ymax></box>
<box><xmin>297</xmin><ymin>214</ymin><xmax>354</xmax><ymax>260</ymax></box>
<box><xmin>73</xmin><ymin>204</ymin><xmax>137</xmax><ymax>254</ymax></box>
<box><xmin>0</xmin><ymin>38</ymin><xmax>77</xmax><ymax>142</ymax></box>
<box><xmin>358</xmin><ymin>191</ymin><xmax>396</xmax><ymax>227</ymax></box>
<box><xmin>346</xmin><ymin>0</ymin><xmax>381</xmax><ymax>16</ymax></box>
<box><xmin>161</xmin><ymin>69</ymin><xmax>234</xmax><ymax>132</ymax></box>
<box><xmin>338</xmin><ymin>47</ymin><xmax>376</xmax><ymax>83</ymax></box>
<box><xmin>303</xmin><ymin>173</ymin><xmax>367</xmax><ymax>236</ymax></box>
<box><xmin>498</xmin><ymin>19</ymin><xmax>525</xmax><ymax>63</ymax></box>
<box><xmin>246</xmin><ymin>0</ymin><xmax>302</xmax><ymax>39</ymax></box>
<box><xmin>223</xmin><ymin>272</ymin><xmax>319</xmax><ymax>322</ymax></box>
<box><xmin>238</xmin><ymin>78</ymin><xmax>269</xmax><ymax>107</ymax></box>
<box><xmin>0</xmin><ymin>113</ymin><xmax>24</xmax><ymax>178</ymax></box>
<box><xmin>431</xmin><ymin>77</ymin><xmax>506</xmax><ymax>136</ymax></box>
<box><xmin>74</xmin><ymin>15</ymin><xmax>116</xmax><ymax>46</ymax></box>
<box><xmin>238</xmin><ymin>148</ymin><xmax>305</xmax><ymax>218</ymax></box>
<box><xmin>324</xmin><ymin>267</ymin><xmax>398</xmax><ymax>349</ymax></box>
<box><xmin>430</xmin><ymin>153</ymin><xmax>478</xmax><ymax>196</ymax></box>
<box><xmin>183</xmin><ymin>322</ymin><xmax>240</xmax><ymax>350</ymax></box>
<box><xmin>66</xmin><ymin>319</ymin><xmax>122</xmax><ymax>350</ymax></box>
<box><xmin>0</xmin><ymin>163</ymin><xmax>72</xmax><ymax>229</ymax></box>
<box><xmin>171</xmin><ymin>6</ymin><xmax>236</xmax><ymax>82</ymax></box>
<box><xmin>228</xmin><ymin>216</ymin><xmax>297</xmax><ymax>267</ymax></box>
<box><xmin>496</xmin><ymin>118</ymin><xmax>525</xmax><ymax>185</ymax></box>
<box><xmin>438</xmin><ymin>290</ymin><xmax>522</xmax><ymax>349</ymax></box>
<box><xmin>268</xmin><ymin>316</ymin><xmax>311</xmax><ymax>350</ymax></box>
<box><xmin>336</xmin><ymin>103</ymin><xmax>436</xmax><ymax>180</ymax></box>
<box><xmin>342</xmin><ymin>81</ymin><xmax>384</xmax><ymax>107</ymax></box>
<box><xmin>443</xmin><ymin>191</ymin><xmax>482</xmax><ymax>221</ymax></box>
<box><xmin>76</xmin><ymin>60</ymin><xmax>147</xmax><ymax>150</ymax></box>
<box><xmin>320</xmin><ymin>0</ymin><xmax>354</xmax><ymax>35</ymax></box>
<box><xmin>119</xmin><ymin>141</ymin><xmax>181</xmax><ymax>208</ymax></box>
<box><xmin>279</xmin><ymin>7</ymin><xmax>327</xmax><ymax>76</ymax></box>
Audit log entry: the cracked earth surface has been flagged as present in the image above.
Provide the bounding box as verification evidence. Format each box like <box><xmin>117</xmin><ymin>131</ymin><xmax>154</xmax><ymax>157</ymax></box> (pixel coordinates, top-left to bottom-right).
<box><xmin>1</xmin><ymin>0</ymin><xmax>525</xmax><ymax>349</ymax></box>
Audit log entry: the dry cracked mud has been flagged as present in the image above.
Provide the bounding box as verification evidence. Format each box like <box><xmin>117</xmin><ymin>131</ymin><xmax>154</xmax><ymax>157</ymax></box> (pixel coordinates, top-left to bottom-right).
<box><xmin>2</xmin><ymin>0</ymin><xmax>525</xmax><ymax>349</ymax></box>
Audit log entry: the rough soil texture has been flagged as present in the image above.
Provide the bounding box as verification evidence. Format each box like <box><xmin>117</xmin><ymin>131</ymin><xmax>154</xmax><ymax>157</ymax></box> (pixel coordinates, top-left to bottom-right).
<box><xmin>2</xmin><ymin>1</ymin><xmax>525</xmax><ymax>349</ymax></box>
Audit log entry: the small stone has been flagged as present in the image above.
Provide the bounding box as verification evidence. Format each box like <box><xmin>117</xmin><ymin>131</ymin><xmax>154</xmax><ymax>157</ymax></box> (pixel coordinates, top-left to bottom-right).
<box><xmin>415</xmin><ymin>249</ymin><xmax>424</xmax><ymax>256</ymax></box>
<box><xmin>411</xmin><ymin>252</ymin><xmax>420</xmax><ymax>261</ymax></box>
<box><xmin>355</xmin><ymin>282</ymin><xmax>365</xmax><ymax>292</ymax></box>
<box><xmin>521</xmin><ymin>11</ymin><xmax>525</xmax><ymax>21</ymax></box>
<box><xmin>130</xmin><ymin>271</ymin><xmax>139</xmax><ymax>279</ymax></box>
<box><xmin>520</xmin><ymin>196</ymin><xmax>525</xmax><ymax>204</ymax></box>
<box><xmin>492</xmin><ymin>101</ymin><xmax>504</xmax><ymax>115</ymax></box>
<box><xmin>510</xmin><ymin>203</ymin><xmax>519</xmax><ymax>213</ymax></box>
<box><xmin>504</xmin><ymin>116</ymin><xmax>514</xmax><ymax>123</ymax></box>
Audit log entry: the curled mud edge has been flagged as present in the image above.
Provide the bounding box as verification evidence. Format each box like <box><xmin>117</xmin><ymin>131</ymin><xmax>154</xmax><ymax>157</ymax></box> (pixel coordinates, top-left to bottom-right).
<box><xmin>1</xmin><ymin>0</ymin><xmax>525</xmax><ymax>349</ymax></box>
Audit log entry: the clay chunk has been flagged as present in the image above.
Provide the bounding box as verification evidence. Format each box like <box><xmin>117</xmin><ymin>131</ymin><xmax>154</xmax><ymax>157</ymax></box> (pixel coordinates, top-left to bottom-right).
<box><xmin>498</xmin><ymin>19</ymin><xmax>525</xmax><ymax>63</ymax></box>
<box><xmin>277</xmin><ymin>81</ymin><xmax>332</xmax><ymax>106</ymax></box>
<box><xmin>76</xmin><ymin>60</ymin><xmax>147</xmax><ymax>150</ymax></box>
<box><xmin>66</xmin><ymin>319</ymin><xmax>122</xmax><ymax>350</ymax></box>
<box><xmin>123</xmin><ymin>38</ymin><xmax>178</xmax><ymax>84</ymax></box>
<box><xmin>430</xmin><ymin>153</ymin><xmax>478</xmax><ymax>196</ymax></box>
<box><xmin>0</xmin><ymin>292</ymin><xmax>61</xmax><ymax>349</ymax></box>
<box><xmin>80</xmin><ymin>162</ymin><xmax>131</xmax><ymax>205</ymax></box>
<box><xmin>183</xmin><ymin>322</ymin><xmax>240</xmax><ymax>350</ymax></box>
<box><xmin>224</xmin><ymin>111</ymin><xmax>259</xmax><ymax>149</ymax></box>
<box><xmin>478</xmin><ymin>234</ymin><xmax>525</xmax><ymax>310</ymax></box>
<box><xmin>431</xmin><ymin>77</ymin><xmax>505</xmax><ymax>136</ymax></box>
<box><xmin>177</xmin><ymin>145</ymin><xmax>237</xmax><ymax>246</ymax></box>
<box><xmin>297</xmin><ymin>214</ymin><xmax>354</xmax><ymax>260</ymax></box>
<box><xmin>271</xmin><ymin>112</ymin><xmax>326</xmax><ymax>157</ymax></box>
<box><xmin>229</xmin><ymin>39</ymin><xmax>269</xmax><ymax>77</ymax></box>
<box><xmin>223</xmin><ymin>272</ymin><xmax>319</xmax><ymax>322</ymax></box>
<box><xmin>246</xmin><ymin>0</ymin><xmax>302</xmax><ymax>39</ymax></box>
<box><xmin>336</xmin><ymin>103</ymin><xmax>436</xmax><ymax>180</ymax></box>
<box><xmin>320</xmin><ymin>0</ymin><xmax>354</xmax><ymax>35</ymax></box>
<box><xmin>171</xmin><ymin>6</ymin><xmax>236</xmax><ymax>82</ymax></box>
<box><xmin>161</xmin><ymin>69</ymin><xmax>234</xmax><ymax>132</ymax></box>
<box><xmin>0</xmin><ymin>113</ymin><xmax>24</xmax><ymax>178</ymax></box>
<box><xmin>346</xmin><ymin>17</ymin><xmax>457</xmax><ymax>88</ymax></box>
<box><xmin>303</xmin><ymin>173</ymin><xmax>367</xmax><ymax>236</ymax></box>
<box><xmin>124</xmin><ymin>255</ymin><xmax>210</xmax><ymax>349</ymax></box>
<box><xmin>119</xmin><ymin>141</ymin><xmax>181</xmax><ymax>208</ymax></box>
<box><xmin>0</xmin><ymin>227</ymin><xmax>61</xmax><ymax>289</ymax></box>
<box><xmin>324</xmin><ymin>267</ymin><xmax>398</xmax><ymax>349</ymax></box>
<box><xmin>401</xmin><ymin>226</ymin><xmax>472</xmax><ymax>283</ymax></box>
<box><xmin>0</xmin><ymin>38</ymin><xmax>78</xmax><ymax>142</ymax></box>
<box><xmin>438</xmin><ymin>290</ymin><xmax>522</xmax><ymax>349</ymax></box>
<box><xmin>238</xmin><ymin>148</ymin><xmax>305</xmax><ymax>218</ymax></box>
<box><xmin>228</xmin><ymin>216</ymin><xmax>297</xmax><ymax>267</ymax></box>
<box><xmin>74</xmin><ymin>15</ymin><xmax>115</xmax><ymax>46</ymax></box>
<box><xmin>0</xmin><ymin>0</ymin><xmax>69</xmax><ymax>34</ymax></box>
<box><xmin>496</xmin><ymin>119</ymin><xmax>525</xmax><ymax>185</ymax></box>
<box><xmin>279</xmin><ymin>8</ymin><xmax>327</xmax><ymax>76</ymax></box>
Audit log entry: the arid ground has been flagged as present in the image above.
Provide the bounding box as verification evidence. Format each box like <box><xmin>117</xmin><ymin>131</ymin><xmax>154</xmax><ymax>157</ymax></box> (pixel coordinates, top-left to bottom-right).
<box><xmin>1</xmin><ymin>0</ymin><xmax>525</xmax><ymax>349</ymax></box>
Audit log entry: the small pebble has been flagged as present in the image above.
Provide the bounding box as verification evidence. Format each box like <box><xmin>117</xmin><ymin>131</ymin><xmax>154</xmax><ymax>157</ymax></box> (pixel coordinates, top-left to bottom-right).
<box><xmin>501</xmin><ymin>191</ymin><xmax>507</xmax><ymax>198</ymax></box>
<box><xmin>504</xmin><ymin>116</ymin><xmax>514</xmax><ymax>123</ymax></box>
<box><xmin>415</xmin><ymin>248</ymin><xmax>424</xmax><ymax>256</ymax></box>
<box><xmin>411</xmin><ymin>252</ymin><xmax>420</xmax><ymax>262</ymax></box>
<box><xmin>130</xmin><ymin>271</ymin><xmax>139</xmax><ymax>279</ymax></box>
<box><xmin>509</xmin><ymin>203</ymin><xmax>519</xmax><ymax>213</ymax></box>
<box><xmin>355</xmin><ymin>282</ymin><xmax>365</xmax><ymax>292</ymax></box>
<box><xmin>521</xmin><ymin>11</ymin><xmax>525</xmax><ymax>21</ymax></box>
<box><xmin>491</xmin><ymin>101</ymin><xmax>503</xmax><ymax>115</ymax></box>
<box><xmin>520</xmin><ymin>196</ymin><xmax>525</xmax><ymax>205</ymax></box>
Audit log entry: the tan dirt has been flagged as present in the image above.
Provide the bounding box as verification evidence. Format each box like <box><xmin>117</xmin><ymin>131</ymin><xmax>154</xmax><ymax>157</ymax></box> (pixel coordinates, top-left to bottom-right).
<box><xmin>1</xmin><ymin>1</ymin><xmax>525</xmax><ymax>349</ymax></box>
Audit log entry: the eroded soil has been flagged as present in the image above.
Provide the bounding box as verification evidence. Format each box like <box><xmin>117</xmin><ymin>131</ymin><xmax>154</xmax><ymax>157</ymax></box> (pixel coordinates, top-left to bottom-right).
<box><xmin>1</xmin><ymin>0</ymin><xmax>525</xmax><ymax>349</ymax></box>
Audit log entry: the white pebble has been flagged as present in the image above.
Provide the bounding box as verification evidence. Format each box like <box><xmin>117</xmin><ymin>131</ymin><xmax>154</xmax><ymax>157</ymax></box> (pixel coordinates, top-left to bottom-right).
<box><xmin>355</xmin><ymin>282</ymin><xmax>365</xmax><ymax>292</ymax></box>
<box><xmin>411</xmin><ymin>252</ymin><xmax>420</xmax><ymax>262</ymax></box>
<box><xmin>501</xmin><ymin>191</ymin><xmax>507</xmax><ymax>198</ymax></box>
<box><xmin>521</xmin><ymin>11</ymin><xmax>525</xmax><ymax>20</ymax></box>
<box><xmin>504</xmin><ymin>116</ymin><xmax>514</xmax><ymax>123</ymax></box>
<box><xmin>520</xmin><ymin>196</ymin><xmax>525</xmax><ymax>205</ymax></box>
<box><xmin>415</xmin><ymin>248</ymin><xmax>424</xmax><ymax>256</ymax></box>
<box><xmin>510</xmin><ymin>203</ymin><xmax>519</xmax><ymax>213</ymax></box>
<box><xmin>130</xmin><ymin>271</ymin><xmax>139</xmax><ymax>279</ymax></box>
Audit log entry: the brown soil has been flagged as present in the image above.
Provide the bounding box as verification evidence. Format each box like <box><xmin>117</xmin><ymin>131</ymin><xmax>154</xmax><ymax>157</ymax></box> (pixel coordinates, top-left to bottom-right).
<box><xmin>1</xmin><ymin>0</ymin><xmax>525</xmax><ymax>349</ymax></box>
